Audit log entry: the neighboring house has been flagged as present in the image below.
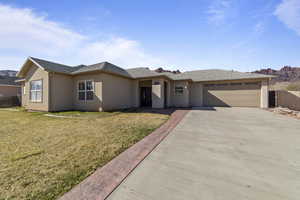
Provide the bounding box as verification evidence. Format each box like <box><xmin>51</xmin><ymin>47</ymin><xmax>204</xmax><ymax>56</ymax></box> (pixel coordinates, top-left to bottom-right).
<box><xmin>16</xmin><ymin>57</ymin><xmax>273</xmax><ymax>112</ymax></box>
<box><xmin>0</xmin><ymin>76</ymin><xmax>21</xmax><ymax>98</ymax></box>
<box><xmin>0</xmin><ymin>76</ymin><xmax>21</xmax><ymax>107</ymax></box>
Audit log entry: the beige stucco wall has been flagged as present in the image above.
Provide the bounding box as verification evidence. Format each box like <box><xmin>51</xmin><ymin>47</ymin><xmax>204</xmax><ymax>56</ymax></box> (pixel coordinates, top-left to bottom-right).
<box><xmin>21</xmin><ymin>83</ymin><xmax>26</xmax><ymax>107</ymax></box>
<box><xmin>165</xmin><ymin>80</ymin><xmax>171</xmax><ymax>107</ymax></box>
<box><xmin>22</xmin><ymin>64</ymin><xmax>50</xmax><ymax>111</ymax></box>
<box><xmin>132</xmin><ymin>80</ymin><xmax>139</xmax><ymax>108</ymax></box>
<box><xmin>190</xmin><ymin>82</ymin><xmax>203</xmax><ymax>107</ymax></box>
<box><xmin>261</xmin><ymin>80</ymin><xmax>269</xmax><ymax>108</ymax></box>
<box><xmin>171</xmin><ymin>80</ymin><xmax>190</xmax><ymax>107</ymax></box>
<box><xmin>73</xmin><ymin>73</ymin><xmax>103</xmax><ymax>112</ymax></box>
<box><xmin>49</xmin><ymin>73</ymin><xmax>73</xmax><ymax>111</ymax></box>
<box><xmin>152</xmin><ymin>78</ymin><xmax>165</xmax><ymax>108</ymax></box>
<box><xmin>276</xmin><ymin>90</ymin><xmax>300</xmax><ymax>111</ymax></box>
<box><xmin>0</xmin><ymin>85</ymin><xmax>21</xmax><ymax>98</ymax></box>
<box><xmin>102</xmin><ymin>73</ymin><xmax>134</xmax><ymax>111</ymax></box>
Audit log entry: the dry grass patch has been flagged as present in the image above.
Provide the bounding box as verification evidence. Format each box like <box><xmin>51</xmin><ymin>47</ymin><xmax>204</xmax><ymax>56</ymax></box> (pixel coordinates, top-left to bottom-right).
<box><xmin>0</xmin><ymin>109</ymin><xmax>169</xmax><ymax>200</ymax></box>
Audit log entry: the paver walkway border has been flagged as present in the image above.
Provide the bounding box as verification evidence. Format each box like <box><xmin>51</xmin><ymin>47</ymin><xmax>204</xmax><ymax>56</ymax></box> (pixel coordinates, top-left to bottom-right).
<box><xmin>59</xmin><ymin>109</ymin><xmax>189</xmax><ymax>200</ymax></box>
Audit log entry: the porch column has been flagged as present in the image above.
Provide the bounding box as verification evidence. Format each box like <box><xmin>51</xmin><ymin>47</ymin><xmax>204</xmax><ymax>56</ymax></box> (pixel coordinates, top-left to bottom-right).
<box><xmin>152</xmin><ymin>79</ymin><xmax>164</xmax><ymax>108</ymax></box>
<box><xmin>260</xmin><ymin>80</ymin><xmax>269</xmax><ymax>108</ymax></box>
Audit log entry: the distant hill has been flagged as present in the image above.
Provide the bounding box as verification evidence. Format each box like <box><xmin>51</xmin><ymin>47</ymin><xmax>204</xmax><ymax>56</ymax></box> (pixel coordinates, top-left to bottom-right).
<box><xmin>155</xmin><ymin>67</ymin><xmax>181</xmax><ymax>74</ymax></box>
<box><xmin>253</xmin><ymin>66</ymin><xmax>300</xmax><ymax>83</ymax></box>
<box><xmin>0</xmin><ymin>70</ymin><xmax>18</xmax><ymax>77</ymax></box>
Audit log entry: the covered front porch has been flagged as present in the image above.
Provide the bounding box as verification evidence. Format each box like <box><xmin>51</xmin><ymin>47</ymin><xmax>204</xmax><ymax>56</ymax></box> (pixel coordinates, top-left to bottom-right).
<box><xmin>136</xmin><ymin>78</ymin><xmax>171</xmax><ymax>109</ymax></box>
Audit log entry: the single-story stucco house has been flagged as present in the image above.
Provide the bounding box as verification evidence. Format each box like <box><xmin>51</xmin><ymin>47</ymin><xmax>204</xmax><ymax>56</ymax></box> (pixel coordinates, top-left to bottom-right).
<box><xmin>16</xmin><ymin>57</ymin><xmax>273</xmax><ymax>112</ymax></box>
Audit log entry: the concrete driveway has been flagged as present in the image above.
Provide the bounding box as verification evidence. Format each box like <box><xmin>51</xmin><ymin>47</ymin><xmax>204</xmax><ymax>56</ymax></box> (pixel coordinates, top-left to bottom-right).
<box><xmin>107</xmin><ymin>107</ymin><xmax>300</xmax><ymax>200</ymax></box>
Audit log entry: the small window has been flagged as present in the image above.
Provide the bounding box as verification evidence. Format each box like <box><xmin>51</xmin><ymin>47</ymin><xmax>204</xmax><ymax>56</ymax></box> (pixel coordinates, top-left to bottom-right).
<box><xmin>78</xmin><ymin>80</ymin><xmax>94</xmax><ymax>101</ymax></box>
<box><xmin>175</xmin><ymin>86</ymin><xmax>184</xmax><ymax>95</ymax></box>
<box><xmin>30</xmin><ymin>80</ymin><xmax>42</xmax><ymax>102</ymax></box>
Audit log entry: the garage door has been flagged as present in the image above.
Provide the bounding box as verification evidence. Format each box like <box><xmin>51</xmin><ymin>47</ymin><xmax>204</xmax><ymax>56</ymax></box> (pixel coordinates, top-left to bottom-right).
<box><xmin>203</xmin><ymin>82</ymin><xmax>261</xmax><ymax>107</ymax></box>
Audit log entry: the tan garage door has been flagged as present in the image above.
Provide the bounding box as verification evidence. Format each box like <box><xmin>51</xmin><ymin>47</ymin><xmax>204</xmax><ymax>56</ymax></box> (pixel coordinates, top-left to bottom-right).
<box><xmin>203</xmin><ymin>82</ymin><xmax>261</xmax><ymax>107</ymax></box>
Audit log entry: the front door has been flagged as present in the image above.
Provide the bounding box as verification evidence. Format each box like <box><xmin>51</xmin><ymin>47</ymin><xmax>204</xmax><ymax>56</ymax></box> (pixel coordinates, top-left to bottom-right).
<box><xmin>140</xmin><ymin>87</ymin><xmax>152</xmax><ymax>107</ymax></box>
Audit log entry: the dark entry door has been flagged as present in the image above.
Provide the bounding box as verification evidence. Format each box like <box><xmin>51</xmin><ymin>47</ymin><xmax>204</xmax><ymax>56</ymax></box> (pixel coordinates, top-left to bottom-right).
<box><xmin>269</xmin><ymin>91</ymin><xmax>276</xmax><ymax>108</ymax></box>
<box><xmin>140</xmin><ymin>87</ymin><xmax>152</xmax><ymax>107</ymax></box>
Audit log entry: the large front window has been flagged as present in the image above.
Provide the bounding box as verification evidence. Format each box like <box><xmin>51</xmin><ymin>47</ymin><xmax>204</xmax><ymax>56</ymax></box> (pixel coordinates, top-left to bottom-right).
<box><xmin>78</xmin><ymin>80</ymin><xmax>94</xmax><ymax>101</ymax></box>
<box><xmin>30</xmin><ymin>80</ymin><xmax>42</xmax><ymax>102</ymax></box>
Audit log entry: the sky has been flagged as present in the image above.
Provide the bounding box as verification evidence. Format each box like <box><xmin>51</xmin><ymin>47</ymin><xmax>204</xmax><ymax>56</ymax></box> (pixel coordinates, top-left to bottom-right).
<box><xmin>0</xmin><ymin>0</ymin><xmax>300</xmax><ymax>72</ymax></box>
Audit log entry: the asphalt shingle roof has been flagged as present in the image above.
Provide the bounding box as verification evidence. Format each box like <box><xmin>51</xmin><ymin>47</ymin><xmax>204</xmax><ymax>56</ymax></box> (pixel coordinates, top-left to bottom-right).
<box><xmin>27</xmin><ymin>57</ymin><xmax>273</xmax><ymax>81</ymax></box>
<box><xmin>126</xmin><ymin>67</ymin><xmax>163</xmax><ymax>78</ymax></box>
<box><xmin>71</xmin><ymin>62</ymin><xmax>132</xmax><ymax>78</ymax></box>
<box><xmin>171</xmin><ymin>69</ymin><xmax>273</xmax><ymax>82</ymax></box>
<box><xmin>0</xmin><ymin>76</ymin><xmax>20</xmax><ymax>86</ymax></box>
<box><xmin>31</xmin><ymin>57</ymin><xmax>76</xmax><ymax>74</ymax></box>
<box><xmin>30</xmin><ymin>57</ymin><xmax>132</xmax><ymax>78</ymax></box>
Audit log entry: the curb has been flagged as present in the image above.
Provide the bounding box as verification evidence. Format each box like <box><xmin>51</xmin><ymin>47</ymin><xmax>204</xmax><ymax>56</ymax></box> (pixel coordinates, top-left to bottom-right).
<box><xmin>59</xmin><ymin>109</ymin><xmax>190</xmax><ymax>200</ymax></box>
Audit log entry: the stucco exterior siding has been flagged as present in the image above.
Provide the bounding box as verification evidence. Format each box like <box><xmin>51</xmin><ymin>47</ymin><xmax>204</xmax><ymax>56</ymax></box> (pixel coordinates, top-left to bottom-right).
<box><xmin>132</xmin><ymin>80</ymin><xmax>139</xmax><ymax>108</ymax></box>
<box><xmin>152</xmin><ymin>78</ymin><xmax>165</xmax><ymax>108</ymax></box>
<box><xmin>22</xmin><ymin>64</ymin><xmax>49</xmax><ymax>111</ymax></box>
<box><xmin>21</xmin><ymin>83</ymin><xmax>27</xmax><ymax>107</ymax></box>
<box><xmin>171</xmin><ymin>80</ymin><xmax>190</xmax><ymax>107</ymax></box>
<box><xmin>73</xmin><ymin>73</ymin><xmax>103</xmax><ymax>112</ymax></box>
<box><xmin>260</xmin><ymin>80</ymin><xmax>269</xmax><ymax>108</ymax></box>
<box><xmin>102</xmin><ymin>73</ymin><xmax>134</xmax><ymax>111</ymax></box>
<box><xmin>49</xmin><ymin>73</ymin><xmax>73</xmax><ymax>111</ymax></box>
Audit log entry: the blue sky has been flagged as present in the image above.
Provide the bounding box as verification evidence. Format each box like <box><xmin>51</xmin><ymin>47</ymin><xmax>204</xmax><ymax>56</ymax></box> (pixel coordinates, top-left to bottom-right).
<box><xmin>0</xmin><ymin>0</ymin><xmax>300</xmax><ymax>72</ymax></box>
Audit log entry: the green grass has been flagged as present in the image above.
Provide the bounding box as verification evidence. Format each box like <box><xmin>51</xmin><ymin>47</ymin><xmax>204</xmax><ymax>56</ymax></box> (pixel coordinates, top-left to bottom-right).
<box><xmin>0</xmin><ymin>108</ymin><xmax>169</xmax><ymax>200</ymax></box>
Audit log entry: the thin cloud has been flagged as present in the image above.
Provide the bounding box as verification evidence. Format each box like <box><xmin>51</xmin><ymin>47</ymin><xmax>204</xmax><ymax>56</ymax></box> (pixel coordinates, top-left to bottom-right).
<box><xmin>274</xmin><ymin>0</ymin><xmax>300</xmax><ymax>36</ymax></box>
<box><xmin>0</xmin><ymin>4</ymin><xmax>165</xmax><ymax>70</ymax></box>
<box><xmin>254</xmin><ymin>21</ymin><xmax>265</xmax><ymax>35</ymax></box>
<box><xmin>207</xmin><ymin>0</ymin><xmax>231</xmax><ymax>25</ymax></box>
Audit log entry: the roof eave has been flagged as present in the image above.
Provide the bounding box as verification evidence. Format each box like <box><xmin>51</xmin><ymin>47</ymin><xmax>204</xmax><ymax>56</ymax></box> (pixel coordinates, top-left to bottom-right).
<box><xmin>193</xmin><ymin>76</ymin><xmax>272</xmax><ymax>83</ymax></box>
<box><xmin>71</xmin><ymin>69</ymin><xmax>133</xmax><ymax>79</ymax></box>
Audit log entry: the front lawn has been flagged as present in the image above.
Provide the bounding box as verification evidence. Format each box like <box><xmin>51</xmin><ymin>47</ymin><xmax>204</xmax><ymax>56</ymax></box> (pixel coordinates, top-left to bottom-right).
<box><xmin>0</xmin><ymin>108</ymin><xmax>169</xmax><ymax>200</ymax></box>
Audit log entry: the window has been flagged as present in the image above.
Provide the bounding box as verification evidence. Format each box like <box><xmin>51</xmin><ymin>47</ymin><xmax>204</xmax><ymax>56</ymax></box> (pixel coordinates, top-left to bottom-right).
<box><xmin>30</xmin><ymin>80</ymin><xmax>42</xmax><ymax>102</ymax></box>
<box><xmin>78</xmin><ymin>80</ymin><xmax>94</xmax><ymax>101</ymax></box>
<box><xmin>175</xmin><ymin>86</ymin><xmax>184</xmax><ymax>95</ymax></box>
